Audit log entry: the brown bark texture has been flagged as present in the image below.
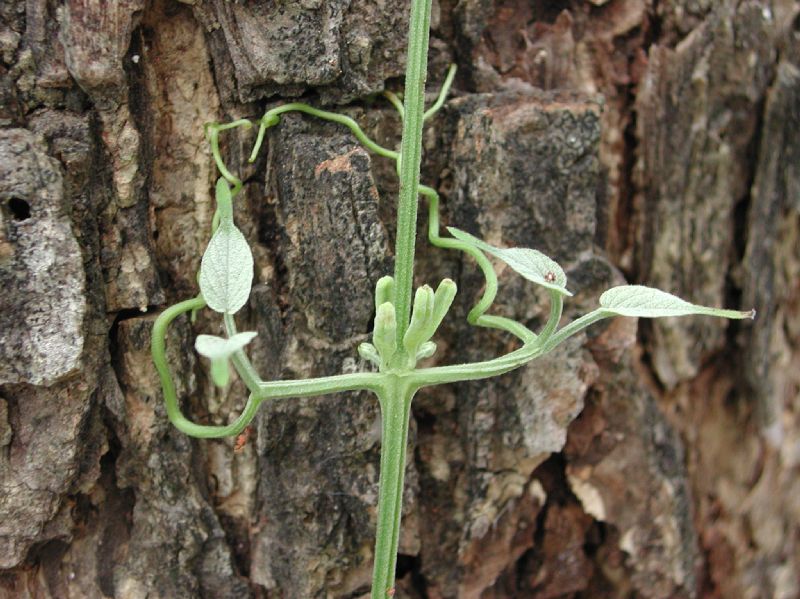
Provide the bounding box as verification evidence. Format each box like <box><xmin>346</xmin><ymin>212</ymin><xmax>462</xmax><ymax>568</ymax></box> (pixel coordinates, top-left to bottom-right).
<box><xmin>0</xmin><ymin>0</ymin><xmax>798</xmax><ymax>597</ymax></box>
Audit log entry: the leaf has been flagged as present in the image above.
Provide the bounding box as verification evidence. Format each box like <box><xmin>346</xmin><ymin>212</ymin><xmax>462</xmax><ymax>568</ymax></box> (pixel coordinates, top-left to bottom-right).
<box><xmin>195</xmin><ymin>332</ymin><xmax>258</xmax><ymax>388</ymax></box>
<box><xmin>195</xmin><ymin>332</ymin><xmax>258</xmax><ymax>360</ymax></box>
<box><xmin>209</xmin><ymin>358</ymin><xmax>231</xmax><ymax>387</ymax></box>
<box><xmin>599</xmin><ymin>285</ymin><xmax>756</xmax><ymax>319</ymax></box>
<box><xmin>199</xmin><ymin>221</ymin><xmax>254</xmax><ymax>314</ymax></box>
<box><xmin>199</xmin><ymin>178</ymin><xmax>254</xmax><ymax>314</ymax></box>
<box><xmin>447</xmin><ymin>227</ymin><xmax>571</xmax><ymax>296</ymax></box>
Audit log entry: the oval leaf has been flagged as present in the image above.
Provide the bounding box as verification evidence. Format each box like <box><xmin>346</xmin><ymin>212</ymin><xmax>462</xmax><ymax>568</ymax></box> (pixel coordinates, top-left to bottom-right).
<box><xmin>599</xmin><ymin>285</ymin><xmax>756</xmax><ymax>319</ymax></box>
<box><xmin>199</xmin><ymin>223</ymin><xmax>254</xmax><ymax>314</ymax></box>
<box><xmin>195</xmin><ymin>332</ymin><xmax>258</xmax><ymax>360</ymax></box>
<box><xmin>447</xmin><ymin>227</ymin><xmax>571</xmax><ymax>296</ymax></box>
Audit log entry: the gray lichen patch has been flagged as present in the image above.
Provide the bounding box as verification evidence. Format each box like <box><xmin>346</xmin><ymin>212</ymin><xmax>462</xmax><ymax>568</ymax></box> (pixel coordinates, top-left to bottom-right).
<box><xmin>0</xmin><ymin>375</ymin><xmax>105</xmax><ymax>569</ymax></box>
<box><xmin>0</xmin><ymin>128</ymin><xmax>86</xmax><ymax>386</ymax></box>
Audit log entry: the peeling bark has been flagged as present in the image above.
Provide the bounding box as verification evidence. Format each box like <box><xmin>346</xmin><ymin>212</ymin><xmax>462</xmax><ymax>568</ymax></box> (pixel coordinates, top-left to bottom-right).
<box><xmin>1</xmin><ymin>1</ymin><xmax>798</xmax><ymax>598</ymax></box>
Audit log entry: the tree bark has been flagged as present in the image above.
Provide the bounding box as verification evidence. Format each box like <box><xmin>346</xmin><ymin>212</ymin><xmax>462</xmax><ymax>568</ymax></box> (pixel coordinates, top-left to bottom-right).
<box><xmin>1</xmin><ymin>1</ymin><xmax>798</xmax><ymax>598</ymax></box>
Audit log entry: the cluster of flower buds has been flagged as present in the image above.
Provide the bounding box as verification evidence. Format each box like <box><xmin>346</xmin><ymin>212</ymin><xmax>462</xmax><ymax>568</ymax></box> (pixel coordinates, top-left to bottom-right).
<box><xmin>359</xmin><ymin>276</ymin><xmax>457</xmax><ymax>372</ymax></box>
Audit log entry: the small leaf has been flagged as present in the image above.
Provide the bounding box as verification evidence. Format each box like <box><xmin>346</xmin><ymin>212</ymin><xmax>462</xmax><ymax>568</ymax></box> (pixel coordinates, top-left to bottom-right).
<box><xmin>199</xmin><ymin>223</ymin><xmax>254</xmax><ymax>314</ymax></box>
<box><xmin>599</xmin><ymin>285</ymin><xmax>756</xmax><ymax>319</ymax></box>
<box><xmin>447</xmin><ymin>227</ymin><xmax>571</xmax><ymax>296</ymax></box>
<box><xmin>195</xmin><ymin>332</ymin><xmax>258</xmax><ymax>360</ymax></box>
<box><xmin>199</xmin><ymin>179</ymin><xmax>253</xmax><ymax>314</ymax></box>
<box><xmin>195</xmin><ymin>332</ymin><xmax>257</xmax><ymax>388</ymax></box>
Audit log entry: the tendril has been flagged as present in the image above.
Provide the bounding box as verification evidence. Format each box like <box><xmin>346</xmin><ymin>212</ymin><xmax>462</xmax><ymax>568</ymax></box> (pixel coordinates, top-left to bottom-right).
<box><xmin>419</xmin><ymin>185</ymin><xmax>537</xmax><ymax>344</ymax></box>
<box><xmin>204</xmin><ymin>120</ymin><xmax>252</xmax><ymax>194</ymax></box>
<box><xmin>383</xmin><ymin>90</ymin><xmax>405</xmax><ymax>119</ymax></box>
<box><xmin>424</xmin><ymin>63</ymin><xmax>457</xmax><ymax>121</ymax></box>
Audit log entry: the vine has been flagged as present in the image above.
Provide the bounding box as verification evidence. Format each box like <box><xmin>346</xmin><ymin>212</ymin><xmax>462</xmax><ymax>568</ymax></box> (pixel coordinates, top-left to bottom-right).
<box><xmin>151</xmin><ymin>0</ymin><xmax>754</xmax><ymax>595</ymax></box>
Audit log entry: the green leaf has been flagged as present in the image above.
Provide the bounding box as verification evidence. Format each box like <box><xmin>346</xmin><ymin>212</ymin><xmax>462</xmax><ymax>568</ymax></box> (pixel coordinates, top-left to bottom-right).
<box><xmin>195</xmin><ymin>332</ymin><xmax>257</xmax><ymax>388</ymax></box>
<box><xmin>599</xmin><ymin>285</ymin><xmax>756</xmax><ymax>319</ymax></box>
<box><xmin>209</xmin><ymin>358</ymin><xmax>230</xmax><ymax>387</ymax></box>
<box><xmin>447</xmin><ymin>227</ymin><xmax>571</xmax><ymax>296</ymax></box>
<box><xmin>195</xmin><ymin>332</ymin><xmax>258</xmax><ymax>360</ymax></box>
<box><xmin>199</xmin><ymin>178</ymin><xmax>253</xmax><ymax>314</ymax></box>
<box><xmin>199</xmin><ymin>224</ymin><xmax>254</xmax><ymax>314</ymax></box>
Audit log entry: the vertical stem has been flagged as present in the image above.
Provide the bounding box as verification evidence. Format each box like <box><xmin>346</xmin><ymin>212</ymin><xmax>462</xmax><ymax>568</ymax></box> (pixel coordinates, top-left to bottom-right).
<box><xmin>373</xmin><ymin>0</ymin><xmax>431</xmax><ymax>593</ymax></box>
<box><xmin>371</xmin><ymin>380</ymin><xmax>415</xmax><ymax>598</ymax></box>
<box><xmin>393</xmin><ymin>0</ymin><xmax>433</xmax><ymax>350</ymax></box>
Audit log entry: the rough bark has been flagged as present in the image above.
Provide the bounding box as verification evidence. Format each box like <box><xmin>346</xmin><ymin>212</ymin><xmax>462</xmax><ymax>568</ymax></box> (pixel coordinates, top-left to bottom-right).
<box><xmin>1</xmin><ymin>1</ymin><xmax>798</xmax><ymax>598</ymax></box>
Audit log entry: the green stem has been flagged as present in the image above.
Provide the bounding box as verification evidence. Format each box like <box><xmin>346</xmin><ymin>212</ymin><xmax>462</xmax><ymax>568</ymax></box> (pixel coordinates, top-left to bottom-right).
<box><xmin>541</xmin><ymin>309</ymin><xmax>610</xmax><ymax>353</ymax></box>
<box><xmin>410</xmin><ymin>344</ymin><xmax>539</xmax><ymax>387</ymax></box>
<box><xmin>536</xmin><ymin>290</ymin><xmax>564</xmax><ymax>345</ymax></box>
<box><xmin>223</xmin><ymin>312</ymin><xmax>264</xmax><ymax>391</ymax></box>
<box><xmin>252</xmin><ymin>372</ymin><xmax>384</xmax><ymax>401</ymax></box>
<box><xmin>392</xmin><ymin>0</ymin><xmax>433</xmax><ymax>352</ymax></box>
<box><xmin>371</xmin><ymin>379</ymin><xmax>415</xmax><ymax>598</ymax></box>
<box><xmin>205</xmin><ymin>122</ymin><xmax>251</xmax><ymax>194</ymax></box>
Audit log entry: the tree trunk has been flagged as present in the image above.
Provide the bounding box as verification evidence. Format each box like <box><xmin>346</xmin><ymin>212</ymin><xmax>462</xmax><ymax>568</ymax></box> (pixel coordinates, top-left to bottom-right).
<box><xmin>1</xmin><ymin>1</ymin><xmax>798</xmax><ymax>598</ymax></box>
